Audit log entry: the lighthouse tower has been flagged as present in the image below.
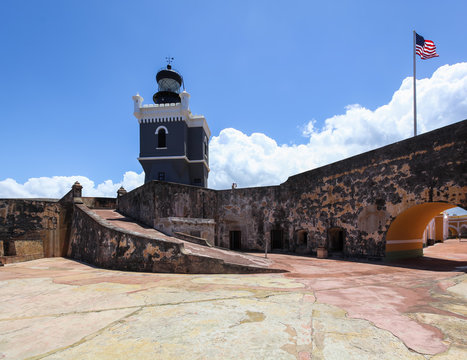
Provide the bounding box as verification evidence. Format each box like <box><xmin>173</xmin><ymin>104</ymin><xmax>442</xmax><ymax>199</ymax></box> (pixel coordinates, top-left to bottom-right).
<box><xmin>133</xmin><ymin>64</ymin><xmax>210</xmax><ymax>187</ymax></box>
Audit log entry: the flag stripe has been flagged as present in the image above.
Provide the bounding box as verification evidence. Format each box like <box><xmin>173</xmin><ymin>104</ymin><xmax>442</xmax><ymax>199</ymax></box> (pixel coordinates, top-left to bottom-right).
<box><xmin>415</xmin><ymin>33</ymin><xmax>439</xmax><ymax>60</ymax></box>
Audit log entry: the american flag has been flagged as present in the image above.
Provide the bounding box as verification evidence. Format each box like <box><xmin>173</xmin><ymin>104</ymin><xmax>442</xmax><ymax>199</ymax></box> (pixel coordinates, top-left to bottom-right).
<box><xmin>415</xmin><ymin>32</ymin><xmax>439</xmax><ymax>60</ymax></box>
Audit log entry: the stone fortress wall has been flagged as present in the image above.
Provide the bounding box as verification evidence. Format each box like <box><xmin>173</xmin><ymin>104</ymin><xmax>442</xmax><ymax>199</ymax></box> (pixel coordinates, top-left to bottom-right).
<box><xmin>0</xmin><ymin>184</ymin><xmax>280</xmax><ymax>273</ymax></box>
<box><xmin>0</xmin><ymin>182</ymin><xmax>116</xmax><ymax>264</ymax></box>
<box><xmin>1</xmin><ymin>120</ymin><xmax>466</xmax><ymax>266</ymax></box>
<box><xmin>0</xmin><ymin>199</ymin><xmax>63</xmax><ymax>262</ymax></box>
<box><xmin>118</xmin><ymin>120</ymin><xmax>467</xmax><ymax>260</ymax></box>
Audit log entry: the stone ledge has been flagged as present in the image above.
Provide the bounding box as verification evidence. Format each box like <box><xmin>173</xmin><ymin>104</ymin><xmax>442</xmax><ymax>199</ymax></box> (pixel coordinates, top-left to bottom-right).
<box><xmin>173</xmin><ymin>231</ymin><xmax>211</xmax><ymax>247</ymax></box>
<box><xmin>0</xmin><ymin>253</ymin><xmax>44</xmax><ymax>265</ymax></box>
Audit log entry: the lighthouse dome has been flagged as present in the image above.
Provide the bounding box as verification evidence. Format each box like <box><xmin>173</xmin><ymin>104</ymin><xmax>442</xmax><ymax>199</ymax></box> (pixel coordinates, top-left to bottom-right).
<box><xmin>153</xmin><ymin>65</ymin><xmax>183</xmax><ymax>104</ymax></box>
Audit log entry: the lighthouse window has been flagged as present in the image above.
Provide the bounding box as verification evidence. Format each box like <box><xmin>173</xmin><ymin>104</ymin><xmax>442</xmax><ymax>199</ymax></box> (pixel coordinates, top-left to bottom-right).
<box><xmin>155</xmin><ymin>126</ymin><xmax>168</xmax><ymax>149</ymax></box>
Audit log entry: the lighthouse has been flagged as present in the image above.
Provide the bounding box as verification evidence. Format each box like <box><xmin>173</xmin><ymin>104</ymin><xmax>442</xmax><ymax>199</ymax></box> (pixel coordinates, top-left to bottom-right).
<box><xmin>133</xmin><ymin>63</ymin><xmax>210</xmax><ymax>187</ymax></box>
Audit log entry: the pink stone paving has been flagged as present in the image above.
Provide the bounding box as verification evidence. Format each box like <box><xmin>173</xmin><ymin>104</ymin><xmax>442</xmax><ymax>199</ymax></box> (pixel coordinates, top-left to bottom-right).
<box><xmin>262</xmin><ymin>240</ymin><xmax>467</xmax><ymax>355</ymax></box>
<box><xmin>2</xmin><ymin>211</ymin><xmax>466</xmax><ymax>358</ymax></box>
<box><xmin>94</xmin><ymin>209</ymin><xmax>467</xmax><ymax>354</ymax></box>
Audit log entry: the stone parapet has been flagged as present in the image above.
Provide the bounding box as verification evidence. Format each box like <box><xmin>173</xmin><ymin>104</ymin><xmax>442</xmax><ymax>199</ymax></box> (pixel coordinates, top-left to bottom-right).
<box><xmin>118</xmin><ymin>120</ymin><xmax>467</xmax><ymax>260</ymax></box>
<box><xmin>69</xmin><ymin>203</ymin><xmax>280</xmax><ymax>274</ymax></box>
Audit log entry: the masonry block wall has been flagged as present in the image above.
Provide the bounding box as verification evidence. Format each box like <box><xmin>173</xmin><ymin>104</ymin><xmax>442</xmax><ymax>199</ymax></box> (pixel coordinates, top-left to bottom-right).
<box><xmin>117</xmin><ymin>181</ymin><xmax>218</xmax><ymax>231</ymax></box>
<box><xmin>0</xmin><ymin>199</ymin><xmax>63</xmax><ymax>261</ymax></box>
<box><xmin>0</xmin><ymin>189</ymin><xmax>117</xmax><ymax>263</ymax></box>
<box><xmin>1</xmin><ymin>121</ymin><xmax>465</xmax><ymax>263</ymax></box>
<box><xmin>68</xmin><ymin>203</ymin><xmax>279</xmax><ymax>274</ymax></box>
<box><xmin>118</xmin><ymin>120</ymin><xmax>467</xmax><ymax>259</ymax></box>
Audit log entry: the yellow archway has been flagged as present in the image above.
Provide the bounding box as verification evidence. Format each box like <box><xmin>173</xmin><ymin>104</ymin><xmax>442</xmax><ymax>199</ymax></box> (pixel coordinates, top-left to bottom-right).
<box><xmin>385</xmin><ymin>202</ymin><xmax>455</xmax><ymax>259</ymax></box>
<box><xmin>448</xmin><ymin>226</ymin><xmax>458</xmax><ymax>237</ymax></box>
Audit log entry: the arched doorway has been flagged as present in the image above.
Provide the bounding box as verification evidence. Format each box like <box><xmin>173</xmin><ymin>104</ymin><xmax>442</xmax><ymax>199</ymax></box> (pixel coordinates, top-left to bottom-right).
<box><xmin>385</xmin><ymin>202</ymin><xmax>463</xmax><ymax>259</ymax></box>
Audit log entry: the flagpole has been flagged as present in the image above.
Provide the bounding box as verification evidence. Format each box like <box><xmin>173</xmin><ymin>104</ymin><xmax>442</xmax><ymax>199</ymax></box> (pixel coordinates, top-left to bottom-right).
<box><xmin>413</xmin><ymin>30</ymin><xmax>417</xmax><ymax>137</ymax></box>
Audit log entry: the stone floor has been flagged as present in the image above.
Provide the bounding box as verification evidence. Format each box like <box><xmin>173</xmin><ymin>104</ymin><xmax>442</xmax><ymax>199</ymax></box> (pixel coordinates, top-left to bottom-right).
<box><xmin>1</xmin><ymin>241</ymin><xmax>466</xmax><ymax>359</ymax></box>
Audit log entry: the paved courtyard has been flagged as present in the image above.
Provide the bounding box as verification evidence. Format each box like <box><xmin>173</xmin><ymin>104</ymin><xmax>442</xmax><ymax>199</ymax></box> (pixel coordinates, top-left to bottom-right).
<box><xmin>1</xmin><ymin>240</ymin><xmax>466</xmax><ymax>359</ymax></box>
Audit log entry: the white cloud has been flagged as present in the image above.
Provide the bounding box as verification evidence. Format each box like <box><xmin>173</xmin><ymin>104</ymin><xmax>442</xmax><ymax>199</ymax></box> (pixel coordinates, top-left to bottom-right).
<box><xmin>208</xmin><ymin>62</ymin><xmax>467</xmax><ymax>189</ymax></box>
<box><xmin>0</xmin><ymin>171</ymin><xmax>145</xmax><ymax>199</ymax></box>
<box><xmin>1</xmin><ymin>62</ymin><xmax>466</xmax><ymax>197</ymax></box>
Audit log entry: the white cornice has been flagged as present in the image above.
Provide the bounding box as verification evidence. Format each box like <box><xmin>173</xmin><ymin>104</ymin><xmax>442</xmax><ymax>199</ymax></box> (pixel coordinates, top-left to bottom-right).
<box><xmin>133</xmin><ymin>93</ymin><xmax>210</xmax><ymax>138</ymax></box>
<box><xmin>141</xmin><ymin>102</ymin><xmax>181</xmax><ymax>108</ymax></box>
<box><xmin>186</xmin><ymin>116</ymin><xmax>211</xmax><ymax>138</ymax></box>
<box><xmin>139</xmin><ymin>117</ymin><xmax>185</xmax><ymax>124</ymax></box>
<box><xmin>138</xmin><ymin>155</ymin><xmax>210</xmax><ymax>171</ymax></box>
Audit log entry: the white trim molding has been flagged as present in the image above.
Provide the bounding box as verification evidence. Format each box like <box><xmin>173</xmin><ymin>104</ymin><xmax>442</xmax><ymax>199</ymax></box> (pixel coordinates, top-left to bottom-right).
<box><xmin>138</xmin><ymin>155</ymin><xmax>210</xmax><ymax>171</ymax></box>
<box><xmin>133</xmin><ymin>93</ymin><xmax>210</xmax><ymax>137</ymax></box>
<box><xmin>155</xmin><ymin>125</ymin><xmax>169</xmax><ymax>134</ymax></box>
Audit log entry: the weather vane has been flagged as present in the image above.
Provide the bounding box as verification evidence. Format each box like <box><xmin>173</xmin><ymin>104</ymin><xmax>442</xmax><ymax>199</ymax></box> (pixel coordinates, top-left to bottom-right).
<box><xmin>166</xmin><ymin>56</ymin><xmax>174</xmax><ymax>65</ymax></box>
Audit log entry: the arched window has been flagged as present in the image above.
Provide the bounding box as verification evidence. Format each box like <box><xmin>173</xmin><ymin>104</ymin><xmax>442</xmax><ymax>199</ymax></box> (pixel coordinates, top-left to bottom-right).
<box><xmin>155</xmin><ymin>126</ymin><xmax>168</xmax><ymax>148</ymax></box>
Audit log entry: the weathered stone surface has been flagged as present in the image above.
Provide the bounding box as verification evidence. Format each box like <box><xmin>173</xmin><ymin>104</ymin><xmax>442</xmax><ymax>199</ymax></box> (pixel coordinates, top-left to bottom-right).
<box><xmin>118</xmin><ymin>120</ymin><xmax>467</xmax><ymax>259</ymax></box>
<box><xmin>82</xmin><ymin>196</ymin><xmax>117</xmax><ymax>209</ymax></box>
<box><xmin>13</xmin><ymin>239</ymin><xmax>43</xmax><ymax>256</ymax></box>
<box><xmin>1</xmin><ymin>240</ymin><xmax>466</xmax><ymax>359</ymax></box>
<box><xmin>117</xmin><ymin>181</ymin><xmax>218</xmax><ymax>228</ymax></box>
<box><xmin>158</xmin><ymin>216</ymin><xmax>215</xmax><ymax>245</ymax></box>
<box><xmin>0</xmin><ymin>199</ymin><xmax>61</xmax><ymax>260</ymax></box>
<box><xmin>0</xmin><ymin>191</ymin><xmax>117</xmax><ymax>264</ymax></box>
<box><xmin>68</xmin><ymin>205</ymin><xmax>282</xmax><ymax>274</ymax></box>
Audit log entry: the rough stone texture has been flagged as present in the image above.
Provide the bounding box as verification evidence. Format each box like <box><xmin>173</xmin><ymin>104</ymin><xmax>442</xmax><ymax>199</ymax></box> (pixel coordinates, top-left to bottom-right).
<box><xmin>172</xmin><ymin>231</ymin><xmax>212</xmax><ymax>247</ymax></box>
<box><xmin>118</xmin><ymin>120</ymin><xmax>467</xmax><ymax>258</ymax></box>
<box><xmin>13</xmin><ymin>239</ymin><xmax>43</xmax><ymax>256</ymax></box>
<box><xmin>82</xmin><ymin>197</ymin><xmax>117</xmax><ymax>209</ymax></box>
<box><xmin>1</xmin><ymin>240</ymin><xmax>466</xmax><ymax>359</ymax></box>
<box><xmin>0</xmin><ymin>190</ymin><xmax>119</xmax><ymax>265</ymax></box>
<box><xmin>216</xmin><ymin>186</ymin><xmax>282</xmax><ymax>250</ymax></box>
<box><xmin>117</xmin><ymin>181</ymin><xmax>218</xmax><ymax>228</ymax></box>
<box><xmin>0</xmin><ymin>199</ymin><xmax>60</xmax><ymax>261</ymax></box>
<box><xmin>158</xmin><ymin>217</ymin><xmax>216</xmax><ymax>245</ymax></box>
<box><xmin>68</xmin><ymin>205</ymin><xmax>282</xmax><ymax>274</ymax></box>
<box><xmin>282</xmin><ymin>120</ymin><xmax>466</xmax><ymax>258</ymax></box>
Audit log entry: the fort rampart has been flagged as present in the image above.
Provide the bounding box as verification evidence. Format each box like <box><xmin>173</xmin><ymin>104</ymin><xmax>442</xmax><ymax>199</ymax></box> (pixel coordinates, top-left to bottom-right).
<box><xmin>1</xmin><ymin>120</ymin><xmax>466</xmax><ymax>264</ymax></box>
<box><xmin>118</xmin><ymin>120</ymin><xmax>467</xmax><ymax>259</ymax></box>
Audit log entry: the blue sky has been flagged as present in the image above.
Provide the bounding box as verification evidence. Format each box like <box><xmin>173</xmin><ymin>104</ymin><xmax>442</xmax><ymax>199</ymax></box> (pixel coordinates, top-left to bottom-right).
<box><xmin>0</xmin><ymin>1</ymin><xmax>466</xmax><ymax>215</ymax></box>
